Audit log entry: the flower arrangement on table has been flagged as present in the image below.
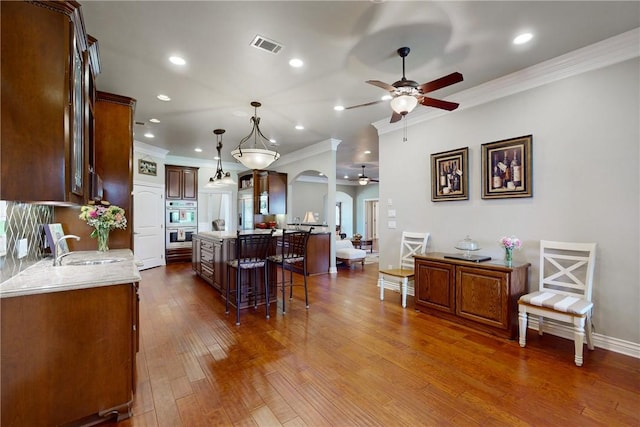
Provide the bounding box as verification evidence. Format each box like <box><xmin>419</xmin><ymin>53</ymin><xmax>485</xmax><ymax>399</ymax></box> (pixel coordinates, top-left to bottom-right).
<box><xmin>79</xmin><ymin>202</ymin><xmax>127</xmax><ymax>251</ymax></box>
<box><xmin>353</xmin><ymin>233</ymin><xmax>362</xmax><ymax>241</ymax></box>
<box><xmin>499</xmin><ymin>235</ymin><xmax>522</xmax><ymax>264</ymax></box>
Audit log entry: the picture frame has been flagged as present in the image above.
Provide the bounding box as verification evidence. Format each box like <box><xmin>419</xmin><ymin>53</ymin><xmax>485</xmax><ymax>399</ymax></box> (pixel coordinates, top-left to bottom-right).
<box><xmin>138</xmin><ymin>159</ymin><xmax>157</xmax><ymax>176</ymax></box>
<box><xmin>44</xmin><ymin>223</ymin><xmax>68</xmax><ymax>257</ymax></box>
<box><xmin>430</xmin><ymin>147</ymin><xmax>469</xmax><ymax>202</ymax></box>
<box><xmin>481</xmin><ymin>135</ymin><xmax>533</xmax><ymax>199</ymax></box>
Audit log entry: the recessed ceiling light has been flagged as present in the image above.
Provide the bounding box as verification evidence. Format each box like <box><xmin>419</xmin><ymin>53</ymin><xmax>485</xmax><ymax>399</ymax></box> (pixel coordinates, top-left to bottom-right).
<box><xmin>169</xmin><ymin>56</ymin><xmax>186</xmax><ymax>65</ymax></box>
<box><xmin>194</xmin><ymin>148</ymin><xmax>203</xmax><ymax>153</ymax></box>
<box><xmin>344</xmin><ymin>175</ymin><xmax>349</xmax><ymax>179</ymax></box>
<box><xmin>213</xmin><ymin>155</ymin><xmax>220</xmax><ymax>160</ymax></box>
<box><xmin>513</xmin><ymin>32</ymin><xmax>533</xmax><ymax>45</ymax></box>
<box><xmin>289</xmin><ymin>58</ymin><xmax>304</xmax><ymax>68</ymax></box>
<box><xmin>334</xmin><ymin>105</ymin><xmax>345</xmax><ymax>111</ymax></box>
<box><xmin>149</xmin><ymin>118</ymin><xmax>160</xmax><ymax>123</ymax></box>
<box><xmin>144</xmin><ymin>132</ymin><xmax>154</xmax><ymax>138</ymax></box>
<box><xmin>318</xmin><ymin>172</ymin><xmax>324</xmax><ymax>176</ymax></box>
<box><xmin>157</xmin><ymin>94</ymin><xmax>171</xmax><ymax>101</ymax></box>
<box><xmin>269</xmin><ymin>138</ymin><xmax>277</xmax><ymax>144</ymax></box>
<box><xmin>364</xmin><ymin>150</ymin><xmax>371</xmax><ymax>154</ymax></box>
<box><xmin>295</xmin><ymin>125</ymin><xmax>304</xmax><ymax>130</ymax></box>
<box><xmin>381</xmin><ymin>94</ymin><xmax>392</xmax><ymax>101</ymax></box>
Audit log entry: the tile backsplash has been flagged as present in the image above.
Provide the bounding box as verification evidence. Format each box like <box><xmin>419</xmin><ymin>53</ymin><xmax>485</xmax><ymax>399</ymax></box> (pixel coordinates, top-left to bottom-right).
<box><xmin>0</xmin><ymin>201</ymin><xmax>53</xmax><ymax>282</ymax></box>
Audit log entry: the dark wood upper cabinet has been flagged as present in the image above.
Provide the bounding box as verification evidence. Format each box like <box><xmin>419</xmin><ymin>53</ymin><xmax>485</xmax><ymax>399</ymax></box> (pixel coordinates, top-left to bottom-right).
<box><xmin>238</xmin><ymin>170</ymin><xmax>287</xmax><ymax>215</ymax></box>
<box><xmin>94</xmin><ymin>91</ymin><xmax>136</xmax><ymax>249</ymax></box>
<box><xmin>166</xmin><ymin>165</ymin><xmax>198</xmax><ymax>200</ymax></box>
<box><xmin>0</xmin><ymin>1</ymin><xmax>97</xmax><ymax>204</ymax></box>
<box><xmin>53</xmin><ymin>91</ymin><xmax>136</xmax><ymax>251</ymax></box>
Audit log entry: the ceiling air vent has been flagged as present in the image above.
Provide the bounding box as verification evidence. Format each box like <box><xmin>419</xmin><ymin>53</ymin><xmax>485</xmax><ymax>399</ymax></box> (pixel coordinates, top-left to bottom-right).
<box><xmin>250</xmin><ymin>35</ymin><xmax>283</xmax><ymax>54</ymax></box>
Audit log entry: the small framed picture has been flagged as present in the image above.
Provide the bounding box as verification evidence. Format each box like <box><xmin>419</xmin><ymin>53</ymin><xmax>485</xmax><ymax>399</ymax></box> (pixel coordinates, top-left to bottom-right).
<box><xmin>138</xmin><ymin>159</ymin><xmax>157</xmax><ymax>176</ymax></box>
<box><xmin>44</xmin><ymin>223</ymin><xmax>68</xmax><ymax>257</ymax></box>
<box><xmin>481</xmin><ymin>135</ymin><xmax>533</xmax><ymax>199</ymax></box>
<box><xmin>430</xmin><ymin>147</ymin><xmax>469</xmax><ymax>202</ymax></box>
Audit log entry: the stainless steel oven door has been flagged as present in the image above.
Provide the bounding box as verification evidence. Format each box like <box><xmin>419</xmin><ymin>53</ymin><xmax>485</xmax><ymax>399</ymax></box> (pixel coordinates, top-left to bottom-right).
<box><xmin>166</xmin><ymin>227</ymin><xmax>197</xmax><ymax>248</ymax></box>
<box><xmin>166</xmin><ymin>200</ymin><xmax>197</xmax><ymax>227</ymax></box>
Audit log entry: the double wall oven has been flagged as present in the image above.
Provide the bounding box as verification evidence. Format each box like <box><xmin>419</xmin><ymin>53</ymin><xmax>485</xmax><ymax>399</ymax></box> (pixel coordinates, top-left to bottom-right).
<box><xmin>166</xmin><ymin>200</ymin><xmax>197</xmax><ymax>249</ymax></box>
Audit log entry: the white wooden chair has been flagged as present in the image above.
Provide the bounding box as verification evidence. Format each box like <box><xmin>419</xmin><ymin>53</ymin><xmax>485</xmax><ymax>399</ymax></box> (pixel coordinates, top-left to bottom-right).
<box><xmin>378</xmin><ymin>232</ymin><xmax>429</xmax><ymax>308</ymax></box>
<box><xmin>518</xmin><ymin>240</ymin><xmax>597</xmax><ymax>366</ymax></box>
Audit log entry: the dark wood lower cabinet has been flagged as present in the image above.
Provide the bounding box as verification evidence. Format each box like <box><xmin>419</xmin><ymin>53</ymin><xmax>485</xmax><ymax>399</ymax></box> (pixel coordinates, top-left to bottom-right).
<box><xmin>414</xmin><ymin>254</ymin><xmax>530</xmax><ymax>339</ymax></box>
<box><xmin>1</xmin><ymin>283</ymin><xmax>139</xmax><ymax>426</ymax></box>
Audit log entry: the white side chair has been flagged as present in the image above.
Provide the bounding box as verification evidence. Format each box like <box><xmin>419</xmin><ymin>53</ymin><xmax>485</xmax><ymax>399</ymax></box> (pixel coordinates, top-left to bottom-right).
<box><xmin>378</xmin><ymin>232</ymin><xmax>429</xmax><ymax>308</ymax></box>
<box><xmin>518</xmin><ymin>240</ymin><xmax>597</xmax><ymax>366</ymax></box>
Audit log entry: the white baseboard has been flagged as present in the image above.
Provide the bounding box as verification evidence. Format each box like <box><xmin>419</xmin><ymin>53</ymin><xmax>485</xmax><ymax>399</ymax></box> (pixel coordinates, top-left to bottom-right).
<box><xmin>526</xmin><ymin>318</ymin><xmax>640</xmax><ymax>359</ymax></box>
<box><xmin>378</xmin><ymin>281</ymin><xmax>640</xmax><ymax>359</ymax></box>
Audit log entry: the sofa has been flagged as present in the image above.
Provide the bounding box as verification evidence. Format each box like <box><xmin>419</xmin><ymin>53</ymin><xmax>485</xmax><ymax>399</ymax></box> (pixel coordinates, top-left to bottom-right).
<box><xmin>335</xmin><ymin>239</ymin><xmax>367</xmax><ymax>269</ymax></box>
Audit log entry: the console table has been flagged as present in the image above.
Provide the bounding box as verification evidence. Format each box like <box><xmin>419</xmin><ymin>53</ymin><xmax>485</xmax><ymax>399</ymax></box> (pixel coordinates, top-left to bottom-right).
<box><xmin>414</xmin><ymin>253</ymin><xmax>530</xmax><ymax>339</ymax></box>
<box><xmin>352</xmin><ymin>239</ymin><xmax>374</xmax><ymax>253</ymax></box>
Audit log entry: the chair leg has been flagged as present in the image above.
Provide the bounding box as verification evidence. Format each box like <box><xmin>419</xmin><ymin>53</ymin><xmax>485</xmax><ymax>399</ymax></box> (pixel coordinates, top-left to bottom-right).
<box><xmin>281</xmin><ymin>265</ymin><xmax>286</xmax><ymax>315</ymax></box>
<box><xmin>378</xmin><ymin>274</ymin><xmax>385</xmax><ymax>301</ymax></box>
<box><xmin>538</xmin><ymin>316</ymin><xmax>544</xmax><ymax>336</ymax></box>
<box><xmin>253</xmin><ymin>268</ymin><xmax>258</xmax><ymax>310</ymax></box>
<box><xmin>264</xmin><ymin>264</ymin><xmax>270</xmax><ymax>320</ymax></box>
<box><xmin>303</xmin><ymin>263</ymin><xmax>309</xmax><ymax>309</ymax></box>
<box><xmin>236</xmin><ymin>268</ymin><xmax>241</xmax><ymax>326</ymax></box>
<box><xmin>573</xmin><ymin>316</ymin><xmax>587</xmax><ymax>366</ymax></box>
<box><xmin>586</xmin><ymin>311</ymin><xmax>595</xmax><ymax>351</ymax></box>
<box><xmin>518</xmin><ymin>306</ymin><xmax>528</xmax><ymax>347</ymax></box>
<box><xmin>289</xmin><ymin>268</ymin><xmax>293</xmax><ymax>300</ymax></box>
<box><xmin>225</xmin><ymin>267</ymin><xmax>231</xmax><ymax>315</ymax></box>
<box><xmin>401</xmin><ymin>277</ymin><xmax>408</xmax><ymax>308</ymax></box>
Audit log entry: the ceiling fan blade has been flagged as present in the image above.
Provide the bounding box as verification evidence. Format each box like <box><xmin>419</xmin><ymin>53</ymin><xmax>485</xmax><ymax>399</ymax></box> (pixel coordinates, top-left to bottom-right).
<box><xmin>345</xmin><ymin>99</ymin><xmax>384</xmax><ymax>110</ymax></box>
<box><xmin>418</xmin><ymin>72</ymin><xmax>463</xmax><ymax>94</ymax></box>
<box><xmin>366</xmin><ymin>80</ymin><xmax>396</xmax><ymax>92</ymax></box>
<box><xmin>389</xmin><ymin>111</ymin><xmax>403</xmax><ymax>123</ymax></box>
<box><xmin>420</xmin><ymin>97</ymin><xmax>459</xmax><ymax>111</ymax></box>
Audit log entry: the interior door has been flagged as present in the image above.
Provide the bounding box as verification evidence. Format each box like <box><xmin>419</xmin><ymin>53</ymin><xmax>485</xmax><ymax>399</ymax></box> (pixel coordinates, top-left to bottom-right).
<box><xmin>133</xmin><ymin>183</ymin><xmax>165</xmax><ymax>270</ymax></box>
<box><xmin>365</xmin><ymin>199</ymin><xmax>379</xmax><ymax>240</ymax></box>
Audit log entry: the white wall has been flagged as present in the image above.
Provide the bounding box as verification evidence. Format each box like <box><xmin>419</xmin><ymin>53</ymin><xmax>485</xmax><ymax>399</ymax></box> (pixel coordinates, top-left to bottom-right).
<box><xmin>378</xmin><ymin>58</ymin><xmax>640</xmax><ymax>344</ymax></box>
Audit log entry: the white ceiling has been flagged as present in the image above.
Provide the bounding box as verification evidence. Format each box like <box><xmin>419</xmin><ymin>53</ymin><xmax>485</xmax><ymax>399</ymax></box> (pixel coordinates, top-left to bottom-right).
<box><xmin>81</xmin><ymin>1</ymin><xmax>639</xmax><ymax>181</ymax></box>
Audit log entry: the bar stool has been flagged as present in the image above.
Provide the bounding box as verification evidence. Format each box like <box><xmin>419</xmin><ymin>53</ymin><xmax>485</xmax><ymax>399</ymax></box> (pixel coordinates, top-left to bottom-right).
<box><xmin>267</xmin><ymin>228</ymin><xmax>313</xmax><ymax>317</ymax></box>
<box><xmin>226</xmin><ymin>230</ymin><xmax>274</xmax><ymax>325</ymax></box>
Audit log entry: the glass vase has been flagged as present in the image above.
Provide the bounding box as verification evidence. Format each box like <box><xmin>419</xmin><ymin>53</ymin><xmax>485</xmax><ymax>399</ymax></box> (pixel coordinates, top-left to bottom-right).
<box><xmin>504</xmin><ymin>247</ymin><xmax>513</xmax><ymax>265</ymax></box>
<box><xmin>96</xmin><ymin>227</ymin><xmax>110</xmax><ymax>252</ymax></box>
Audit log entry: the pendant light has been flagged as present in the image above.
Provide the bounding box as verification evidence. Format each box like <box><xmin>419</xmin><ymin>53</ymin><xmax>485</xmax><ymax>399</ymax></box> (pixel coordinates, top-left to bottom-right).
<box><xmin>231</xmin><ymin>101</ymin><xmax>280</xmax><ymax>170</ymax></box>
<box><xmin>205</xmin><ymin>129</ymin><xmax>235</xmax><ymax>188</ymax></box>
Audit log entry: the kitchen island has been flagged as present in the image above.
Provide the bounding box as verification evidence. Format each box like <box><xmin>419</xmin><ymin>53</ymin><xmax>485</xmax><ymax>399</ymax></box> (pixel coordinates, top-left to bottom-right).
<box><xmin>1</xmin><ymin>250</ymin><xmax>141</xmax><ymax>426</ymax></box>
<box><xmin>192</xmin><ymin>229</ymin><xmax>331</xmax><ymax>309</ymax></box>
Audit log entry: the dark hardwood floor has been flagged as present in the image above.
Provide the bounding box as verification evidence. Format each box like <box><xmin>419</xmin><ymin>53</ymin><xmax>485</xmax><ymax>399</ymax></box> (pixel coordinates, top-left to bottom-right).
<box><xmin>117</xmin><ymin>262</ymin><xmax>639</xmax><ymax>426</ymax></box>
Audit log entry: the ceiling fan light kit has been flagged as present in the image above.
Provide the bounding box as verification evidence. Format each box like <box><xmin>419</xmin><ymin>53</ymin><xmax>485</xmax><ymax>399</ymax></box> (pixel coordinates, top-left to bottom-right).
<box><xmin>390</xmin><ymin>94</ymin><xmax>418</xmax><ymax>115</ymax></box>
<box><xmin>231</xmin><ymin>101</ymin><xmax>280</xmax><ymax>170</ymax></box>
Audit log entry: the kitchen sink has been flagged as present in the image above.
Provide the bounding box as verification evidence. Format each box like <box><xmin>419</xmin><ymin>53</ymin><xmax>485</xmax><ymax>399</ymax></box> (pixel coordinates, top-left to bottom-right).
<box><xmin>64</xmin><ymin>258</ymin><xmax>127</xmax><ymax>266</ymax></box>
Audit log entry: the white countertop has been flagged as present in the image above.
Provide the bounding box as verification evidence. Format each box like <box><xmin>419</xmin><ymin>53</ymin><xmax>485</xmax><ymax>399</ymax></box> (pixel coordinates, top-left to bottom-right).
<box><xmin>197</xmin><ymin>228</ymin><xmax>330</xmax><ymax>240</ymax></box>
<box><xmin>0</xmin><ymin>249</ymin><xmax>141</xmax><ymax>298</ymax></box>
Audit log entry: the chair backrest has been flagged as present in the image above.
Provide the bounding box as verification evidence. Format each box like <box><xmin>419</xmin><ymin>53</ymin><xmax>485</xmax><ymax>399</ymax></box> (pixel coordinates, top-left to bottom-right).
<box><xmin>539</xmin><ymin>240</ymin><xmax>597</xmax><ymax>302</ymax></box>
<box><xmin>399</xmin><ymin>231</ymin><xmax>430</xmax><ymax>270</ymax></box>
<box><xmin>234</xmin><ymin>230</ymin><xmax>274</xmax><ymax>266</ymax></box>
<box><xmin>280</xmin><ymin>228</ymin><xmax>313</xmax><ymax>261</ymax></box>
<box><xmin>212</xmin><ymin>219</ymin><xmax>225</xmax><ymax>231</ymax></box>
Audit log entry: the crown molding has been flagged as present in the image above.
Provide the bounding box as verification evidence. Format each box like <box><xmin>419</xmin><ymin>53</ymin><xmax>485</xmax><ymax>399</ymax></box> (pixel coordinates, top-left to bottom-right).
<box><xmin>276</xmin><ymin>138</ymin><xmax>341</xmax><ymax>166</ymax></box>
<box><xmin>375</xmin><ymin>27</ymin><xmax>640</xmax><ymax>135</ymax></box>
<box><xmin>134</xmin><ymin>140</ymin><xmax>170</xmax><ymax>158</ymax></box>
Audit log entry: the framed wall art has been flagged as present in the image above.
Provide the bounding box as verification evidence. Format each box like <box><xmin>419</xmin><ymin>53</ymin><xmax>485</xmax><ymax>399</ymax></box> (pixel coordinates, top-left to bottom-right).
<box><xmin>138</xmin><ymin>159</ymin><xmax>157</xmax><ymax>176</ymax></box>
<box><xmin>430</xmin><ymin>147</ymin><xmax>469</xmax><ymax>202</ymax></box>
<box><xmin>481</xmin><ymin>135</ymin><xmax>532</xmax><ymax>199</ymax></box>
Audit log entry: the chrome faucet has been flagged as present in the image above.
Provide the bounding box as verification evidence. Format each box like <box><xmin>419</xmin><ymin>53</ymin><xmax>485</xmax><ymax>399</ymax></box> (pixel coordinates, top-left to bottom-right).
<box><xmin>53</xmin><ymin>234</ymin><xmax>80</xmax><ymax>266</ymax></box>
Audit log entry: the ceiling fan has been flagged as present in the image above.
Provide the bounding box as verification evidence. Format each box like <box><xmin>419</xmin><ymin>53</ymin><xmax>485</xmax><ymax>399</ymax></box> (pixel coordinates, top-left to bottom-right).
<box><xmin>346</xmin><ymin>47</ymin><xmax>463</xmax><ymax>123</ymax></box>
<box><xmin>350</xmin><ymin>165</ymin><xmax>378</xmax><ymax>186</ymax></box>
